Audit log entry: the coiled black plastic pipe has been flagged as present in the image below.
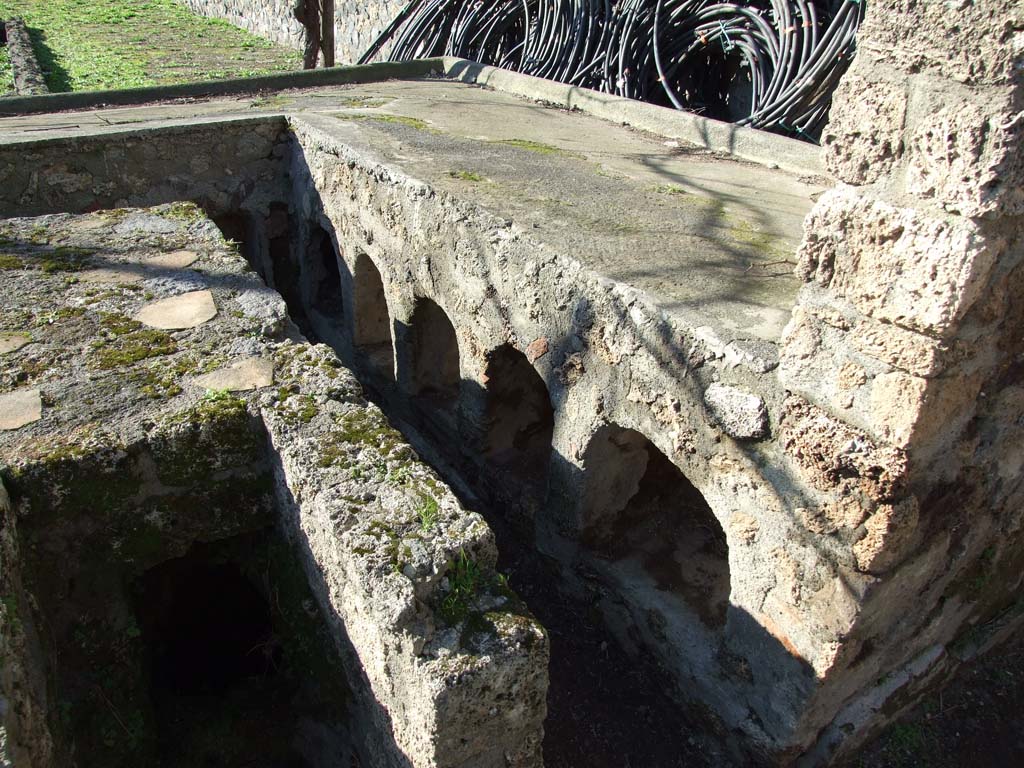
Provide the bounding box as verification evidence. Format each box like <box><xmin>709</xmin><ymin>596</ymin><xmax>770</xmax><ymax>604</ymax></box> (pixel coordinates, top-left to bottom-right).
<box><xmin>359</xmin><ymin>0</ymin><xmax>865</xmax><ymax>142</ymax></box>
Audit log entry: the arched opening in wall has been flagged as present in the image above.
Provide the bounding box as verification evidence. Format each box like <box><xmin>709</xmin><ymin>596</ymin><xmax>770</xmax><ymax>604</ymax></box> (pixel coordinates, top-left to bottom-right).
<box><xmin>263</xmin><ymin>202</ymin><xmax>312</xmax><ymax>337</ymax></box>
<box><xmin>482</xmin><ymin>345</ymin><xmax>554</xmax><ymax>488</ymax></box>
<box><xmin>352</xmin><ymin>252</ymin><xmax>394</xmax><ymax>378</ymax></box>
<box><xmin>410</xmin><ymin>297</ymin><xmax>460</xmax><ymax>402</ymax></box>
<box><xmin>133</xmin><ymin>536</ymin><xmax>313</xmax><ymax>767</ymax></box>
<box><xmin>308</xmin><ymin>223</ymin><xmax>343</xmax><ymax>317</ymax></box>
<box><xmin>580</xmin><ymin>425</ymin><xmax>730</xmax><ymax>628</ymax></box>
<box><xmin>211</xmin><ymin>211</ymin><xmax>248</xmax><ymax>254</ymax></box>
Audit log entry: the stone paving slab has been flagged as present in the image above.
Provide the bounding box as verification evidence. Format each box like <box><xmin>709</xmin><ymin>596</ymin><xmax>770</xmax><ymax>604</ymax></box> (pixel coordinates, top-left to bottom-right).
<box><xmin>0</xmin><ymin>389</ymin><xmax>42</xmax><ymax>431</ymax></box>
<box><xmin>134</xmin><ymin>289</ymin><xmax>218</xmax><ymax>330</ymax></box>
<box><xmin>191</xmin><ymin>357</ymin><xmax>274</xmax><ymax>392</ymax></box>
<box><xmin>0</xmin><ymin>334</ymin><xmax>31</xmax><ymax>355</ymax></box>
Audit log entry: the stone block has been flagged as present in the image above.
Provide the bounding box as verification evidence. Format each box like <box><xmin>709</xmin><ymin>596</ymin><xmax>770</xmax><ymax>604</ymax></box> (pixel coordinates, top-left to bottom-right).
<box><xmin>853</xmin><ymin>498</ymin><xmax>920</xmax><ymax>574</ymax></box>
<box><xmin>869</xmin><ymin>369</ymin><xmax>985</xmax><ymax>452</ymax></box>
<box><xmin>823</xmin><ymin>64</ymin><xmax>908</xmax><ymax>185</ymax></box>
<box><xmin>906</xmin><ymin>99</ymin><xmax>1024</xmax><ymax>217</ymax></box>
<box><xmin>851</xmin><ymin>319</ymin><xmax>948</xmax><ymax>378</ymax></box>
<box><xmin>857</xmin><ymin>0</ymin><xmax>1024</xmax><ymax>86</ymax></box>
<box><xmin>703</xmin><ymin>383</ymin><xmax>769</xmax><ymax>440</ymax></box>
<box><xmin>779</xmin><ymin>396</ymin><xmax>908</xmax><ymax>503</ymax></box>
<box><xmin>796</xmin><ymin>188</ymin><xmax>1001</xmax><ymax>337</ymax></box>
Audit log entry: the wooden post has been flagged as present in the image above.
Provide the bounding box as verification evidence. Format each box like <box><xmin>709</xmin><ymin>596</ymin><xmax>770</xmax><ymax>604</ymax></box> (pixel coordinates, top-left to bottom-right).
<box><xmin>321</xmin><ymin>0</ymin><xmax>335</xmax><ymax>67</ymax></box>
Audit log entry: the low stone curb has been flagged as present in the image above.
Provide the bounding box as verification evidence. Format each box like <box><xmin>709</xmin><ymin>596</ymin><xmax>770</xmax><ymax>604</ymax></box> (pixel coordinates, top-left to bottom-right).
<box><xmin>441</xmin><ymin>57</ymin><xmax>823</xmax><ymax>176</ymax></box>
<box><xmin>0</xmin><ymin>51</ymin><xmax>822</xmax><ymax>174</ymax></box>
<box><xmin>0</xmin><ymin>57</ymin><xmax>445</xmax><ymax>116</ymax></box>
<box><xmin>3</xmin><ymin>18</ymin><xmax>48</xmax><ymax>96</ymax></box>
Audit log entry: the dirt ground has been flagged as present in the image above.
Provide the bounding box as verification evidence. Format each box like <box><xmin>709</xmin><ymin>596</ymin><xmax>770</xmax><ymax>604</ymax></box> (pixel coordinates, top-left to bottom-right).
<box><xmin>845</xmin><ymin>629</ymin><xmax>1024</xmax><ymax>768</ymax></box>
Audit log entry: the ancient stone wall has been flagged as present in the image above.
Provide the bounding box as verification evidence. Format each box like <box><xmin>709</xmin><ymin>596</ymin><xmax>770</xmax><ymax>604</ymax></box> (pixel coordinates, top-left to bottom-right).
<box><xmin>181</xmin><ymin>0</ymin><xmax>406</xmax><ymax>63</ymax></box>
<box><xmin>333</xmin><ymin>0</ymin><xmax>408</xmax><ymax>63</ymax></box>
<box><xmin>0</xmin><ymin>205</ymin><xmax>547</xmax><ymax>768</ymax></box>
<box><xmin>780</xmin><ymin>0</ymin><xmax>1024</xmax><ymax>761</ymax></box>
<box><xmin>181</xmin><ymin>0</ymin><xmax>306</xmax><ymax>51</ymax></box>
<box><xmin>279</xmin><ymin>115</ymin><xmax>862</xmax><ymax>757</ymax></box>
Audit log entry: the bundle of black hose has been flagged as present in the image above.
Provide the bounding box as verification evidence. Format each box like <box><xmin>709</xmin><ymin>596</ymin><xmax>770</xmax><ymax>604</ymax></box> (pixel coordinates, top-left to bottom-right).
<box><xmin>4</xmin><ymin>18</ymin><xmax>48</xmax><ymax>97</ymax></box>
<box><xmin>369</xmin><ymin>0</ymin><xmax>865</xmax><ymax>143</ymax></box>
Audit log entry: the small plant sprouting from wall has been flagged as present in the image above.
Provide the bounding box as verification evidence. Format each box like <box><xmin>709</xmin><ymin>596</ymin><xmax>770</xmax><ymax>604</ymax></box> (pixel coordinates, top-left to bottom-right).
<box><xmin>440</xmin><ymin>549</ymin><xmax>482</xmax><ymax>624</ymax></box>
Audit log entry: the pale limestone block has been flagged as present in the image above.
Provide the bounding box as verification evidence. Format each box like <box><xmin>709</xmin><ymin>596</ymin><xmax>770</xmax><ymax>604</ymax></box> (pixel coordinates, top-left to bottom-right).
<box><xmin>0</xmin><ymin>389</ymin><xmax>42</xmax><ymax>431</ymax></box>
<box><xmin>0</xmin><ymin>333</ymin><xmax>30</xmax><ymax>354</ymax></box>
<box><xmin>797</xmin><ymin>188</ymin><xmax>1000</xmax><ymax>337</ymax></box>
<box><xmin>144</xmin><ymin>250</ymin><xmax>200</xmax><ymax>269</ymax></box>
<box><xmin>906</xmin><ymin>101</ymin><xmax>1024</xmax><ymax>217</ymax></box>
<box><xmin>852</xmin><ymin>319</ymin><xmax>947</xmax><ymax>378</ymax></box>
<box><xmin>79</xmin><ymin>267</ymin><xmax>142</xmax><ymax>284</ymax></box>
<box><xmin>192</xmin><ymin>357</ymin><xmax>275</xmax><ymax>392</ymax></box>
<box><xmin>823</xmin><ymin>64</ymin><xmax>908</xmax><ymax>185</ymax></box>
<box><xmin>870</xmin><ymin>372</ymin><xmax>929</xmax><ymax>448</ymax></box>
<box><xmin>134</xmin><ymin>290</ymin><xmax>217</xmax><ymax>330</ymax></box>
<box><xmin>857</xmin><ymin>0</ymin><xmax>1024</xmax><ymax>86</ymax></box>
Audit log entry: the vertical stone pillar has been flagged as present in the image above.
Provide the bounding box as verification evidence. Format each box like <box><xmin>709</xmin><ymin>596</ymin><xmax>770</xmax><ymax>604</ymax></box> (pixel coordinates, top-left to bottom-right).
<box><xmin>779</xmin><ymin>0</ymin><xmax>1024</xmax><ymax>757</ymax></box>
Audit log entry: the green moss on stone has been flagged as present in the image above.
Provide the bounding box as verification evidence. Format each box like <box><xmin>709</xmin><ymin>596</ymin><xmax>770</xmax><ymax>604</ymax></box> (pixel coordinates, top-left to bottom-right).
<box><xmin>161</xmin><ymin>201</ymin><xmax>205</xmax><ymax>224</ymax></box>
<box><xmin>334</xmin><ymin>113</ymin><xmax>432</xmax><ymax>131</ymax></box>
<box><xmin>493</xmin><ymin>138</ymin><xmax>570</xmax><ymax>156</ymax></box>
<box><xmin>40</xmin><ymin>246</ymin><xmax>94</xmax><ymax>274</ymax></box>
<box><xmin>448</xmin><ymin>170</ymin><xmax>485</xmax><ymax>182</ymax></box>
<box><xmin>333</xmin><ymin>96</ymin><xmax>388</xmax><ymax>109</ymax></box>
<box><xmin>90</xmin><ymin>312</ymin><xmax>177</xmax><ymax>369</ymax></box>
<box><xmin>0</xmin><ymin>253</ymin><xmax>23</xmax><ymax>269</ymax></box>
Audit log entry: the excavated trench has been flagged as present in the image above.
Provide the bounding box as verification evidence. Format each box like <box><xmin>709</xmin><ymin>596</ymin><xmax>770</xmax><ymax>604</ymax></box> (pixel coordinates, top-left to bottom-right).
<box><xmin>218</xmin><ymin>204</ymin><xmax>746</xmax><ymax>767</ymax></box>
<box><xmin>7</xmin><ymin>448</ymin><xmax>357</xmax><ymax>768</ymax></box>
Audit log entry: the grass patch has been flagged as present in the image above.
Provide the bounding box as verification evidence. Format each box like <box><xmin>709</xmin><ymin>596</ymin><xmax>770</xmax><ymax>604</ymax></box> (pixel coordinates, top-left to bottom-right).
<box><xmin>492</xmin><ymin>138</ymin><xmax>568</xmax><ymax>156</ymax></box>
<box><xmin>0</xmin><ymin>253</ymin><xmax>24</xmax><ymax>270</ymax></box>
<box><xmin>160</xmin><ymin>201</ymin><xmax>206</xmax><ymax>225</ymax></box>
<box><xmin>0</xmin><ymin>0</ymin><xmax>300</xmax><ymax>93</ymax></box>
<box><xmin>448</xmin><ymin>170</ymin><xmax>485</xmax><ymax>182</ymax></box>
<box><xmin>417</xmin><ymin>496</ymin><xmax>439</xmax><ymax>532</ymax></box>
<box><xmin>0</xmin><ymin>45</ymin><xmax>13</xmax><ymax>94</ymax></box>
<box><xmin>439</xmin><ymin>550</ymin><xmax>483</xmax><ymax>625</ymax></box>
<box><xmin>334</xmin><ymin>113</ymin><xmax>432</xmax><ymax>131</ymax></box>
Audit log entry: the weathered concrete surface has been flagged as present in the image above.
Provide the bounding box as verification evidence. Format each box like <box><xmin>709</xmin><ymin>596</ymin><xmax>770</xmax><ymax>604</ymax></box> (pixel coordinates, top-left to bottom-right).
<box><xmin>0</xmin><ymin>206</ymin><xmax>546</xmax><ymax>768</ymax></box>
<box><xmin>0</xmin><ymin>79</ymin><xmax>821</xmax><ymax>344</ymax></box>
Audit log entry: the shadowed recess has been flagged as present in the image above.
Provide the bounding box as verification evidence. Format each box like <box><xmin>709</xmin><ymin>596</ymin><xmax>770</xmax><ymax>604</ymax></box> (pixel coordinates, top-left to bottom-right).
<box><xmin>352</xmin><ymin>252</ymin><xmax>395</xmax><ymax>378</ymax></box>
<box><xmin>581</xmin><ymin>424</ymin><xmax>730</xmax><ymax>627</ymax></box>
<box><xmin>410</xmin><ymin>296</ymin><xmax>460</xmax><ymax>402</ymax></box>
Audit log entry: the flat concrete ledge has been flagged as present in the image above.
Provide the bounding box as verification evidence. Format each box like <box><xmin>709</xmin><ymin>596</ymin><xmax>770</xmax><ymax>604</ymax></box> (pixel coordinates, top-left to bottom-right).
<box><xmin>0</xmin><ymin>58</ymin><xmax>446</xmax><ymax>116</ymax></box>
<box><xmin>441</xmin><ymin>57</ymin><xmax>824</xmax><ymax>176</ymax></box>
<box><xmin>0</xmin><ymin>51</ymin><xmax>821</xmax><ymax>174</ymax></box>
